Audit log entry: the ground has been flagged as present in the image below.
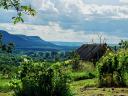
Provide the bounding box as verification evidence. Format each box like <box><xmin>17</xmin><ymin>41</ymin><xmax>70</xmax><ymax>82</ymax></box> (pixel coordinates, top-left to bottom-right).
<box><xmin>0</xmin><ymin>93</ymin><xmax>12</xmax><ymax>96</ymax></box>
<box><xmin>70</xmin><ymin>79</ymin><xmax>128</xmax><ymax>96</ymax></box>
<box><xmin>1</xmin><ymin>88</ymin><xmax>128</xmax><ymax>96</ymax></box>
<box><xmin>0</xmin><ymin>79</ymin><xmax>128</xmax><ymax>96</ymax></box>
<box><xmin>75</xmin><ymin>87</ymin><xmax>128</xmax><ymax>96</ymax></box>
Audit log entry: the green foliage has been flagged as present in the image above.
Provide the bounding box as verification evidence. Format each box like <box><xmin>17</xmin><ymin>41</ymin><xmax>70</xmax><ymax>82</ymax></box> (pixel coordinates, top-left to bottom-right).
<box><xmin>12</xmin><ymin>13</ymin><xmax>24</xmax><ymax>24</ymax></box>
<box><xmin>0</xmin><ymin>0</ymin><xmax>36</xmax><ymax>24</ymax></box>
<box><xmin>70</xmin><ymin>72</ymin><xmax>96</xmax><ymax>81</ymax></box>
<box><xmin>119</xmin><ymin>40</ymin><xmax>128</xmax><ymax>49</ymax></box>
<box><xmin>62</xmin><ymin>59</ymin><xmax>97</xmax><ymax>81</ymax></box>
<box><xmin>0</xmin><ymin>33</ymin><xmax>15</xmax><ymax>53</ymax></box>
<box><xmin>0</xmin><ymin>78</ymin><xmax>11</xmax><ymax>92</ymax></box>
<box><xmin>0</xmin><ymin>53</ymin><xmax>23</xmax><ymax>79</ymax></box>
<box><xmin>97</xmin><ymin>49</ymin><xmax>128</xmax><ymax>87</ymax></box>
<box><xmin>15</xmin><ymin>50</ymin><xmax>70</xmax><ymax>62</ymax></box>
<box><xmin>0</xmin><ymin>32</ymin><xmax>25</xmax><ymax>78</ymax></box>
<box><xmin>11</xmin><ymin>61</ymin><xmax>73</xmax><ymax>96</ymax></box>
<box><xmin>69</xmin><ymin>51</ymin><xmax>81</xmax><ymax>71</ymax></box>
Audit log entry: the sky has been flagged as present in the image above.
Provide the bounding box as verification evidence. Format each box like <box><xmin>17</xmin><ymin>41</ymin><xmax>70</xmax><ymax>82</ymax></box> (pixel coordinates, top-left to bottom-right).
<box><xmin>0</xmin><ymin>0</ymin><xmax>128</xmax><ymax>44</ymax></box>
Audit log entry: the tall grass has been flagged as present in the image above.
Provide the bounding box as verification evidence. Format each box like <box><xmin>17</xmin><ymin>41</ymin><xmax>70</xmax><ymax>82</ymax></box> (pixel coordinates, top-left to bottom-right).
<box><xmin>70</xmin><ymin>71</ymin><xmax>96</xmax><ymax>81</ymax></box>
<box><xmin>0</xmin><ymin>78</ymin><xmax>11</xmax><ymax>92</ymax></box>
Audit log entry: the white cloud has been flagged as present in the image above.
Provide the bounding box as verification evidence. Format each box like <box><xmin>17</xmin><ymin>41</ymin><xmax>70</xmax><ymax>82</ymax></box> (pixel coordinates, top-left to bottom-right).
<box><xmin>0</xmin><ymin>0</ymin><xmax>128</xmax><ymax>44</ymax></box>
<box><xmin>120</xmin><ymin>0</ymin><xmax>128</xmax><ymax>4</ymax></box>
<box><xmin>1</xmin><ymin>0</ymin><xmax>128</xmax><ymax>23</ymax></box>
<box><xmin>0</xmin><ymin>23</ymin><xmax>126</xmax><ymax>44</ymax></box>
<box><xmin>0</xmin><ymin>23</ymin><xmax>89</xmax><ymax>42</ymax></box>
<box><xmin>22</xmin><ymin>0</ymin><xmax>128</xmax><ymax>27</ymax></box>
<box><xmin>38</xmin><ymin>0</ymin><xmax>128</xmax><ymax>19</ymax></box>
<box><xmin>21</xmin><ymin>0</ymin><xmax>43</xmax><ymax>9</ymax></box>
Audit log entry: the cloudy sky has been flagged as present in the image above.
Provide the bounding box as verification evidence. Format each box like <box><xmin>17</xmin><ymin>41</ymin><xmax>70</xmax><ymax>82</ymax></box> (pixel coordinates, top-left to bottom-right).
<box><xmin>0</xmin><ymin>0</ymin><xmax>128</xmax><ymax>44</ymax></box>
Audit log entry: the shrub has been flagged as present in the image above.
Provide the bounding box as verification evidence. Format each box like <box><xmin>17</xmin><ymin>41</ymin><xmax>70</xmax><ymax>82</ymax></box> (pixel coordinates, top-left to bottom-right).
<box><xmin>69</xmin><ymin>52</ymin><xmax>81</xmax><ymax>71</ymax></box>
<box><xmin>97</xmin><ymin>50</ymin><xmax>128</xmax><ymax>87</ymax></box>
<box><xmin>0</xmin><ymin>53</ymin><xmax>22</xmax><ymax>79</ymax></box>
<box><xmin>11</xmin><ymin>61</ymin><xmax>73</xmax><ymax>96</ymax></box>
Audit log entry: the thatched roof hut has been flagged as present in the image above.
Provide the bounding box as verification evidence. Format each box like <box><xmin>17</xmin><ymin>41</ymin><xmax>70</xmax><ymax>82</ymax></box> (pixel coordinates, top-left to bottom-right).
<box><xmin>76</xmin><ymin>43</ymin><xmax>110</xmax><ymax>62</ymax></box>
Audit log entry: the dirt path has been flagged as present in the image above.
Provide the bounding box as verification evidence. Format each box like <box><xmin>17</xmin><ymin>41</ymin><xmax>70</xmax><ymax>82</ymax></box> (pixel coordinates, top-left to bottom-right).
<box><xmin>76</xmin><ymin>88</ymin><xmax>128</xmax><ymax>96</ymax></box>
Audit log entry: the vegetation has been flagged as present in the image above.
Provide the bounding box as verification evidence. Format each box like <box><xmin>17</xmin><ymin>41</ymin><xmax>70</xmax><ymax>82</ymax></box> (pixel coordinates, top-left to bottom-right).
<box><xmin>14</xmin><ymin>50</ymin><xmax>71</xmax><ymax>62</ymax></box>
<box><xmin>119</xmin><ymin>40</ymin><xmax>128</xmax><ymax>49</ymax></box>
<box><xmin>97</xmin><ymin>50</ymin><xmax>128</xmax><ymax>87</ymax></box>
<box><xmin>0</xmin><ymin>0</ymin><xmax>36</xmax><ymax>23</ymax></box>
<box><xmin>69</xmin><ymin>51</ymin><xmax>81</xmax><ymax>71</ymax></box>
<box><xmin>0</xmin><ymin>1</ymin><xmax>127</xmax><ymax>94</ymax></box>
<box><xmin>70</xmin><ymin>72</ymin><xmax>95</xmax><ymax>81</ymax></box>
<box><xmin>10</xmin><ymin>61</ymin><xmax>72</xmax><ymax>96</ymax></box>
<box><xmin>0</xmin><ymin>33</ymin><xmax>15</xmax><ymax>53</ymax></box>
<box><xmin>0</xmin><ymin>38</ymin><xmax>128</xmax><ymax>96</ymax></box>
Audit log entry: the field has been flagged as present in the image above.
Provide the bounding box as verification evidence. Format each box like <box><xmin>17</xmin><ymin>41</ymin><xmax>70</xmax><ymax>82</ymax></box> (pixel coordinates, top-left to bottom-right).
<box><xmin>0</xmin><ymin>60</ymin><xmax>128</xmax><ymax>96</ymax></box>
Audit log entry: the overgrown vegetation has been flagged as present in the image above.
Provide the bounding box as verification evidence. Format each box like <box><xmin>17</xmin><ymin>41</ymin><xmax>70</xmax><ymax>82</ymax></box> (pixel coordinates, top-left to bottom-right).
<box><xmin>97</xmin><ymin>49</ymin><xmax>128</xmax><ymax>87</ymax></box>
<box><xmin>69</xmin><ymin>51</ymin><xmax>81</xmax><ymax>71</ymax></box>
<box><xmin>0</xmin><ymin>39</ymin><xmax>128</xmax><ymax>96</ymax></box>
<box><xmin>10</xmin><ymin>61</ymin><xmax>73</xmax><ymax>96</ymax></box>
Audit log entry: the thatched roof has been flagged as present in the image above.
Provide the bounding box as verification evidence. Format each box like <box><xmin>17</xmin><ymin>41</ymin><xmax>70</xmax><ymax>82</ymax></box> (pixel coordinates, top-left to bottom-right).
<box><xmin>76</xmin><ymin>44</ymin><xmax>109</xmax><ymax>61</ymax></box>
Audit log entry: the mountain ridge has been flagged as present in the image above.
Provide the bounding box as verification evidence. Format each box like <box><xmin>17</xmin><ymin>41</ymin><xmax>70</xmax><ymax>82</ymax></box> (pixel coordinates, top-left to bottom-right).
<box><xmin>0</xmin><ymin>30</ymin><xmax>58</xmax><ymax>49</ymax></box>
<box><xmin>0</xmin><ymin>30</ymin><xmax>80</xmax><ymax>51</ymax></box>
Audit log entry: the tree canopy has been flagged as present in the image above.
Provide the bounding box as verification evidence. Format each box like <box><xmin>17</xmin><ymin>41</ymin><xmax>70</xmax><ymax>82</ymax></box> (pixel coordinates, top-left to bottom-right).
<box><xmin>119</xmin><ymin>40</ymin><xmax>128</xmax><ymax>49</ymax></box>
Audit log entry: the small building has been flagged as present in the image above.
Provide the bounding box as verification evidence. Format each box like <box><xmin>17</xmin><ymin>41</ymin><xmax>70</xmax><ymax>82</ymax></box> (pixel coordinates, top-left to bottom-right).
<box><xmin>76</xmin><ymin>43</ymin><xmax>110</xmax><ymax>62</ymax></box>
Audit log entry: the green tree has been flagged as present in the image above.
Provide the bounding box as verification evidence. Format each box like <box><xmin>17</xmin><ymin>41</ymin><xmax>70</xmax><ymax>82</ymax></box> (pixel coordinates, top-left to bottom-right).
<box><xmin>6</xmin><ymin>42</ymin><xmax>15</xmax><ymax>53</ymax></box>
<box><xmin>0</xmin><ymin>33</ymin><xmax>2</xmax><ymax>47</ymax></box>
<box><xmin>119</xmin><ymin>40</ymin><xmax>128</xmax><ymax>49</ymax></box>
<box><xmin>2</xmin><ymin>44</ymin><xmax>7</xmax><ymax>52</ymax></box>
<box><xmin>0</xmin><ymin>33</ymin><xmax>15</xmax><ymax>53</ymax></box>
<box><xmin>70</xmin><ymin>51</ymin><xmax>81</xmax><ymax>71</ymax></box>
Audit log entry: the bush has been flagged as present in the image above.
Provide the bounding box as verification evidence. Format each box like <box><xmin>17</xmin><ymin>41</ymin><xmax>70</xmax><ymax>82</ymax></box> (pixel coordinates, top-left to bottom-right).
<box><xmin>11</xmin><ymin>61</ymin><xmax>73</xmax><ymax>96</ymax></box>
<box><xmin>0</xmin><ymin>53</ymin><xmax>23</xmax><ymax>79</ymax></box>
<box><xmin>97</xmin><ymin>50</ymin><xmax>128</xmax><ymax>87</ymax></box>
<box><xmin>69</xmin><ymin>52</ymin><xmax>82</xmax><ymax>71</ymax></box>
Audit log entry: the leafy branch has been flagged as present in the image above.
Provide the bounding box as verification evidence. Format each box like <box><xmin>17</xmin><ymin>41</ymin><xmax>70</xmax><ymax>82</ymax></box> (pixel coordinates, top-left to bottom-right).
<box><xmin>0</xmin><ymin>0</ymin><xmax>36</xmax><ymax>24</ymax></box>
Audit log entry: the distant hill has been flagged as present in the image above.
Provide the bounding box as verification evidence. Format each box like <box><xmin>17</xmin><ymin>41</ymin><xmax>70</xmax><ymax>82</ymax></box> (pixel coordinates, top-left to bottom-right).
<box><xmin>0</xmin><ymin>30</ymin><xmax>60</xmax><ymax>49</ymax></box>
<box><xmin>51</xmin><ymin>41</ymin><xmax>85</xmax><ymax>47</ymax></box>
<box><xmin>0</xmin><ymin>30</ymin><xmax>77</xmax><ymax>51</ymax></box>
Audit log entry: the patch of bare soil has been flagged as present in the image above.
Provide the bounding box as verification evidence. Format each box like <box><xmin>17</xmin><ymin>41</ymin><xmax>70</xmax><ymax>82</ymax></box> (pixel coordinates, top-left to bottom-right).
<box><xmin>77</xmin><ymin>87</ymin><xmax>128</xmax><ymax>96</ymax></box>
